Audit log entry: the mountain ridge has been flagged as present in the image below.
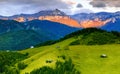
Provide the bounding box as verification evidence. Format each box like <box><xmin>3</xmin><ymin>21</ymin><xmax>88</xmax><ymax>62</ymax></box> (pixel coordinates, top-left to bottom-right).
<box><xmin>1</xmin><ymin>9</ymin><xmax>120</xmax><ymax>29</ymax></box>
<box><xmin>0</xmin><ymin>9</ymin><xmax>120</xmax><ymax>30</ymax></box>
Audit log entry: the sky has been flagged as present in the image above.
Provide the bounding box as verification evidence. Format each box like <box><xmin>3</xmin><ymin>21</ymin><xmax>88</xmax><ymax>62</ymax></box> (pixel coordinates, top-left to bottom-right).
<box><xmin>0</xmin><ymin>0</ymin><xmax>120</xmax><ymax>16</ymax></box>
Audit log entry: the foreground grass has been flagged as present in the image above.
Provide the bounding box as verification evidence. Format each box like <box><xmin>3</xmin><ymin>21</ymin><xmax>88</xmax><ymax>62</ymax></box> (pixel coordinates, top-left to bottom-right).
<box><xmin>68</xmin><ymin>44</ymin><xmax>120</xmax><ymax>74</ymax></box>
<box><xmin>19</xmin><ymin>38</ymin><xmax>120</xmax><ymax>74</ymax></box>
<box><xmin>19</xmin><ymin>38</ymin><xmax>75</xmax><ymax>74</ymax></box>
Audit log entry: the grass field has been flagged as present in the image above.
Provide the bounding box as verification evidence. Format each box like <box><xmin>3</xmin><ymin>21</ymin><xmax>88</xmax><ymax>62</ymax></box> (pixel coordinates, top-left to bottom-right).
<box><xmin>19</xmin><ymin>38</ymin><xmax>120</xmax><ymax>74</ymax></box>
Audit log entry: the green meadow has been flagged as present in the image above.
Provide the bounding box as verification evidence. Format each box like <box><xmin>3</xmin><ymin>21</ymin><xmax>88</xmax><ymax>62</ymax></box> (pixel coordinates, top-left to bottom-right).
<box><xmin>19</xmin><ymin>38</ymin><xmax>120</xmax><ymax>74</ymax></box>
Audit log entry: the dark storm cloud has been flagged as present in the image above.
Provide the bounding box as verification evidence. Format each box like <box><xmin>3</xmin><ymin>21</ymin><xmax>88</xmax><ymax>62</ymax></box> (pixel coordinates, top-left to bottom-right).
<box><xmin>0</xmin><ymin>0</ymin><xmax>70</xmax><ymax>16</ymax></box>
<box><xmin>0</xmin><ymin>0</ymin><xmax>70</xmax><ymax>8</ymax></box>
<box><xmin>76</xmin><ymin>3</ymin><xmax>83</xmax><ymax>8</ymax></box>
<box><xmin>90</xmin><ymin>1</ymin><xmax>106</xmax><ymax>7</ymax></box>
<box><xmin>90</xmin><ymin>0</ymin><xmax>120</xmax><ymax>7</ymax></box>
<box><xmin>0</xmin><ymin>0</ymin><xmax>65</xmax><ymax>5</ymax></box>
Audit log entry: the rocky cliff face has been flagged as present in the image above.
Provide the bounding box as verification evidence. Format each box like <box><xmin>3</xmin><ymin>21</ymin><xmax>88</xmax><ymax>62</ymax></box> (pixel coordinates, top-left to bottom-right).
<box><xmin>0</xmin><ymin>9</ymin><xmax>117</xmax><ymax>28</ymax></box>
<box><xmin>38</xmin><ymin>16</ymin><xmax>81</xmax><ymax>27</ymax></box>
<box><xmin>80</xmin><ymin>18</ymin><xmax>112</xmax><ymax>28</ymax></box>
<box><xmin>2</xmin><ymin>15</ymin><xmax>111</xmax><ymax>28</ymax></box>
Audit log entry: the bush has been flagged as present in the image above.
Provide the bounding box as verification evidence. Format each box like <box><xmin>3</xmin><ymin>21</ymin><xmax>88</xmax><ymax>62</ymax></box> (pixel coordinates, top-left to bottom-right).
<box><xmin>17</xmin><ymin>62</ymin><xmax>27</xmax><ymax>70</ymax></box>
<box><xmin>58</xmin><ymin>55</ymin><xmax>66</xmax><ymax>60</ymax></box>
<box><xmin>70</xmin><ymin>40</ymin><xmax>80</xmax><ymax>45</ymax></box>
<box><xmin>5</xmin><ymin>67</ymin><xmax>20</xmax><ymax>74</ymax></box>
<box><xmin>24</xmin><ymin>52</ymin><xmax>29</xmax><ymax>56</ymax></box>
<box><xmin>61</xmin><ymin>55</ymin><xmax>66</xmax><ymax>60</ymax></box>
<box><xmin>0</xmin><ymin>51</ymin><xmax>27</xmax><ymax>73</ymax></box>
<box><xmin>30</xmin><ymin>58</ymin><xmax>81</xmax><ymax>74</ymax></box>
<box><xmin>30</xmin><ymin>66</ymin><xmax>54</xmax><ymax>74</ymax></box>
<box><xmin>64</xmin><ymin>46</ymin><xmax>70</xmax><ymax>50</ymax></box>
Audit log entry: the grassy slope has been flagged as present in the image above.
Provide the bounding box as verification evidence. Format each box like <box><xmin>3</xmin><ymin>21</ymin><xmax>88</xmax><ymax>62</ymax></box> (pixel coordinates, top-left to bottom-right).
<box><xmin>19</xmin><ymin>38</ymin><xmax>120</xmax><ymax>74</ymax></box>
<box><xmin>19</xmin><ymin>38</ymin><xmax>75</xmax><ymax>74</ymax></box>
<box><xmin>68</xmin><ymin>45</ymin><xmax>120</xmax><ymax>74</ymax></box>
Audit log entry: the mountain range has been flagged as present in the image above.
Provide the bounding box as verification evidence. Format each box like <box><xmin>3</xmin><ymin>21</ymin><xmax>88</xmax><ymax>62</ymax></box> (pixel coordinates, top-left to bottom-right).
<box><xmin>0</xmin><ymin>9</ymin><xmax>120</xmax><ymax>31</ymax></box>
<box><xmin>0</xmin><ymin>9</ymin><xmax>120</xmax><ymax>50</ymax></box>
<box><xmin>72</xmin><ymin>12</ymin><xmax>120</xmax><ymax>31</ymax></box>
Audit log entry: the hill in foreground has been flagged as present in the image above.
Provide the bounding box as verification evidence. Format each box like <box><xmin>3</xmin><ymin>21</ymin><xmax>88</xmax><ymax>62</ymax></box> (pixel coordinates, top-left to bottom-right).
<box><xmin>19</xmin><ymin>28</ymin><xmax>120</xmax><ymax>74</ymax></box>
<box><xmin>1</xmin><ymin>28</ymin><xmax>120</xmax><ymax>74</ymax></box>
<box><xmin>37</xmin><ymin>28</ymin><xmax>120</xmax><ymax>47</ymax></box>
<box><xmin>20</xmin><ymin>38</ymin><xmax>120</xmax><ymax>74</ymax></box>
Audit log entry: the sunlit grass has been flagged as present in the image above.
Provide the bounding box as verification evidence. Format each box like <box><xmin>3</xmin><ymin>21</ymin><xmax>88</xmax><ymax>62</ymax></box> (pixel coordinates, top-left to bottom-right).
<box><xmin>67</xmin><ymin>44</ymin><xmax>120</xmax><ymax>74</ymax></box>
<box><xmin>19</xmin><ymin>38</ymin><xmax>120</xmax><ymax>74</ymax></box>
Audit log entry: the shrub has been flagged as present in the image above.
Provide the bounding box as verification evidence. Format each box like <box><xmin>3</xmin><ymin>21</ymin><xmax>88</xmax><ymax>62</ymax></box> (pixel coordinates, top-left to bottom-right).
<box><xmin>64</xmin><ymin>46</ymin><xmax>70</xmax><ymax>50</ymax></box>
<box><xmin>30</xmin><ymin>58</ymin><xmax>81</xmax><ymax>74</ymax></box>
<box><xmin>17</xmin><ymin>62</ymin><xmax>27</xmax><ymax>70</ymax></box>
<box><xmin>61</xmin><ymin>55</ymin><xmax>66</xmax><ymax>60</ymax></box>
<box><xmin>5</xmin><ymin>67</ymin><xmax>20</xmax><ymax>74</ymax></box>
<box><xmin>24</xmin><ymin>52</ymin><xmax>29</xmax><ymax>56</ymax></box>
<box><xmin>0</xmin><ymin>51</ymin><xmax>27</xmax><ymax>73</ymax></box>
<box><xmin>70</xmin><ymin>40</ymin><xmax>80</xmax><ymax>45</ymax></box>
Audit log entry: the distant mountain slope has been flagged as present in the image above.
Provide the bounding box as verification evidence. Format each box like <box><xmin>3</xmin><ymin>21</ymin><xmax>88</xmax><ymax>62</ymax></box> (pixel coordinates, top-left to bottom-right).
<box><xmin>71</xmin><ymin>12</ymin><xmax>120</xmax><ymax>30</ymax></box>
<box><xmin>101</xmin><ymin>18</ymin><xmax>120</xmax><ymax>31</ymax></box>
<box><xmin>80</xmin><ymin>18</ymin><xmax>111</xmax><ymax>28</ymax></box>
<box><xmin>0</xmin><ymin>20</ymin><xmax>79</xmax><ymax>50</ymax></box>
<box><xmin>71</xmin><ymin>12</ymin><xmax>120</xmax><ymax>22</ymax></box>
<box><xmin>0</xmin><ymin>19</ymin><xmax>79</xmax><ymax>40</ymax></box>
<box><xmin>0</xmin><ymin>20</ymin><xmax>24</xmax><ymax>34</ymax></box>
<box><xmin>38</xmin><ymin>16</ymin><xmax>80</xmax><ymax>27</ymax></box>
<box><xmin>24</xmin><ymin>20</ymin><xmax>79</xmax><ymax>39</ymax></box>
<box><xmin>0</xmin><ymin>30</ymin><xmax>51</xmax><ymax>50</ymax></box>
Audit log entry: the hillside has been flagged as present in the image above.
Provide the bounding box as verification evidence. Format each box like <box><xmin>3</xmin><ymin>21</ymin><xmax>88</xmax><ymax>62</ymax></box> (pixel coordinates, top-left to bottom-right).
<box><xmin>0</xmin><ymin>28</ymin><xmax>120</xmax><ymax>74</ymax></box>
<box><xmin>0</xmin><ymin>20</ymin><xmax>79</xmax><ymax>39</ymax></box>
<box><xmin>36</xmin><ymin>28</ymin><xmax>120</xmax><ymax>47</ymax></box>
<box><xmin>17</xmin><ymin>28</ymin><xmax>120</xmax><ymax>74</ymax></box>
<box><xmin>23</xmin><ymin>20</ymin><xmax>79</xmax><ymax>40</ymax></box>
<box><xmin>0</xmin><ymin>20</ymin><xmax>24</xmax><ymax>34</ymax></box>
<box><xmin>69</xmin><ymin>31</ymin><xmax>120</xmax><ymax>45</ymax></box>
<box><xmin>19</xmin><ymin>37</ymin><xmax>120</xmax><ymax>74</ymax></box>
<box><xmin>101</xmin><ymin>18</ymin><xmax>120</xmax><ymax>31</ymax></box>
<box><xmin>0</xmin><ymin>30</ymin><xmax>50</xmax><ymax>50</ymax></box>
<box><xmin>0</xmin><ymin>51</ymin><xmax>28</xmax><ymax>73</ymax></box>
<box><xmin>0</xmin><ymin>20</ymin><xmax>79</xmax><ymax>50</ymax></box>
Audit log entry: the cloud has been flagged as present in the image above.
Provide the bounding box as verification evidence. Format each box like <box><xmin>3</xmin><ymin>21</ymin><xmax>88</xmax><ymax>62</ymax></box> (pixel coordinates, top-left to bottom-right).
<box><xmin>76</xmin><ymin>3</ymin><xmax>83</xmax><ymax>8</ymax></box>
<box><xmin>3</xmin><ymin>0</ymin><xmax>71</xmax><ymax>8</ymax></box>
<box><xmin>0</xmin><ymin>0</ymin><xmax>70</xmax><ymax>16</ymax></box>
<box><xmin>90</xmin><ymin>1</ymin><xmax>106</xmax><ymax>7</ymax></box>
<box><xmin>66</xmin><ymin>1</ymin><xmax>76</xmax><ymax>5</ymax></box>
<box><xmin>75</xmin><ymin>9</ymin><xmax>93</xmax><ymax>14</ymax></box>
<box><xmin>90</xmin><ymin>0</ymin><xmax>120</xmax><ymax>7</ymax></box>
